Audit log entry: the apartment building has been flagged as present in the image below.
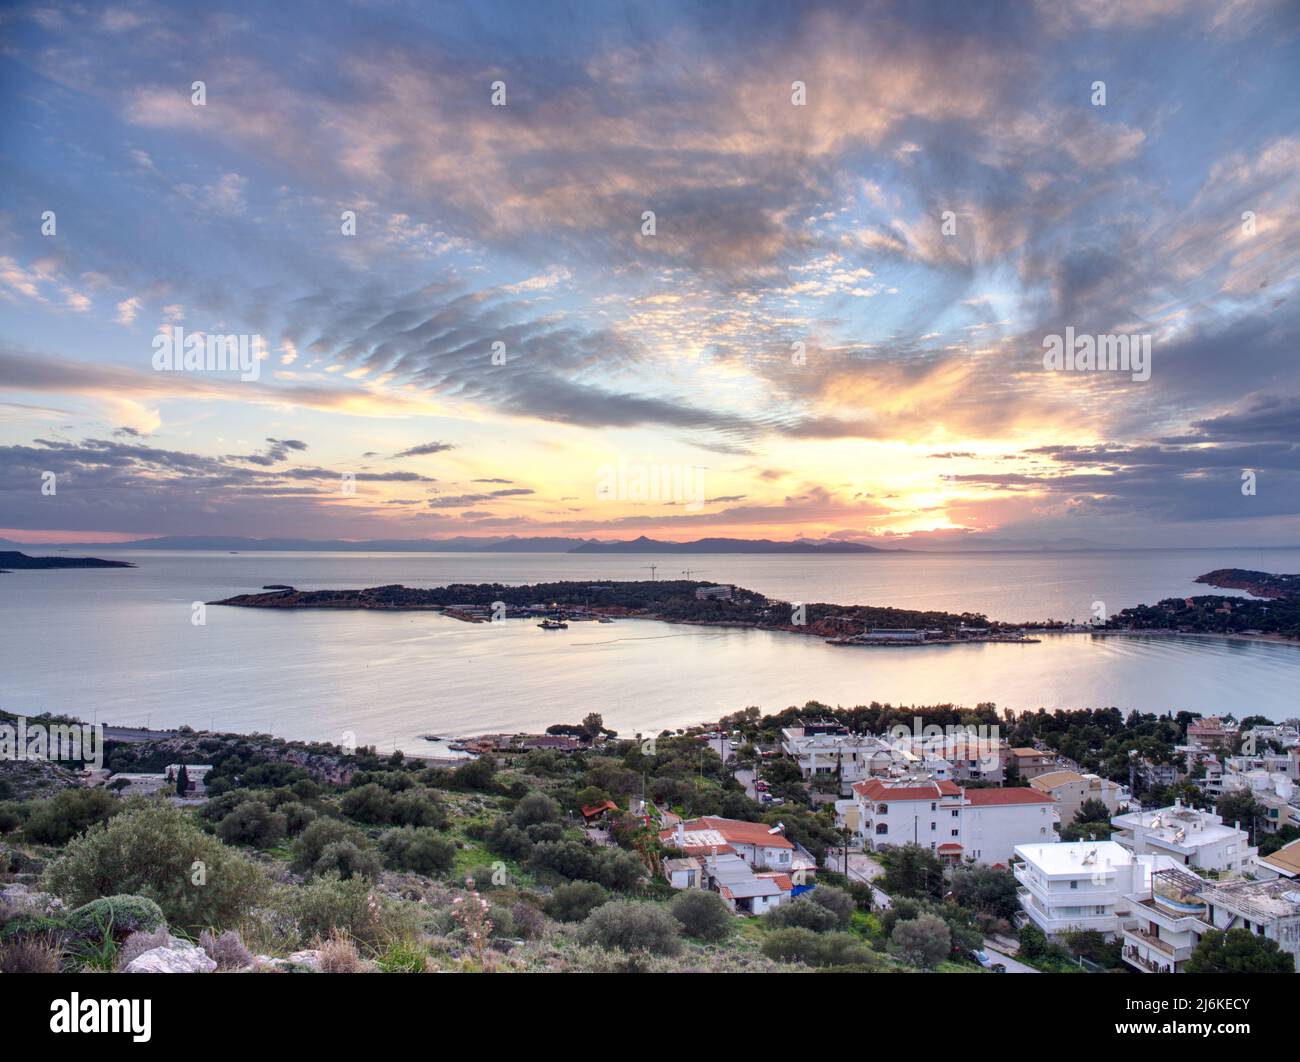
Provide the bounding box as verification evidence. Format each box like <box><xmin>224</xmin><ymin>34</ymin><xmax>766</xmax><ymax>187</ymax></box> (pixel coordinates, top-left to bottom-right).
<box><xmin>1110</xmin><ymin>800</ymin><xmax>1257</xmax><ymax>874</ymax></box>
<box><xmin>1196</xmin><ymin>877</ymin><xmax>1300</xmax><ymax>971</ymax></box>
<box><xmin>1186</xmin><ymin>716</ymin><xmax>1238</xmax><ymax>750</ymax></box>
<box><xmin>1029</xmin><ymin>770</ymin><xmax>1125</xmax><ymax>823</ymax></box>
<box><xmin>1013</xmin><ymin>840</ymin><xmax>1177</xmax><ymax>939</ymax></box>
<box><xmin>1009</xmin><ymin>747</ymin><xmax>1057</xmax><ymax>780</ymax></box>
<box><xmin>779</xmin><ymin>726</ymin><xmax>899</xmax><ymax>788</ymax></box>
<box><xmin>1122</xmin><ymin>867</ymin><xmax>1212</xmax><ymax>974</ymax></box>
<box><xmin>849</xmin><ymin>778</ymin><xmax>1056</xmax><ymax>865</ymax></box>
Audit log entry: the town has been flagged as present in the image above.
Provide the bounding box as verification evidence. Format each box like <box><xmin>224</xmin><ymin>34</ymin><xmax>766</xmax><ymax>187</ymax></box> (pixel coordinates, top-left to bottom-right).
<box><xmin>1</xmin><ymin>704</ymin><xmax>1295</xmax><ymax>975</ymax></box>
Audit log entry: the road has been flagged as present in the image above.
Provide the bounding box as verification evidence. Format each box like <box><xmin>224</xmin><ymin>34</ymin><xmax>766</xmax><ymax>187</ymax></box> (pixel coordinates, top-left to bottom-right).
<box><xmin>982</xmin><ymin>940</ymin><xmax>1039</xmax><ymax>974</ymax></box>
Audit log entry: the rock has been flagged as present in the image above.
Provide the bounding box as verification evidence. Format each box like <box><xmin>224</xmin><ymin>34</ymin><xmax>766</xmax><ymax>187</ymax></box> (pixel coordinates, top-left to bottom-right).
<box><xmin>249</xmin><ymin>950</ymin><xmax>321</xmax><ymax>973</ymax></box>
<box><xmin>0</xmin><ymin>883</ymin><xmax>64</xmax><ymax>915</ymax></box>
<box><xmin>123</xmin><ymin>941</ymin><xmax>217</xmax><ymax>973</ymax></box>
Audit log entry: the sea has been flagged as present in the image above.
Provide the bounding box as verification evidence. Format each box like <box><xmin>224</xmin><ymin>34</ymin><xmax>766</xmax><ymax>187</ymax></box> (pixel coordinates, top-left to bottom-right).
<box><xmin>4</xmin><ymin>548</ymin><xmax>1298</xmax><ymax>754</ymax></box>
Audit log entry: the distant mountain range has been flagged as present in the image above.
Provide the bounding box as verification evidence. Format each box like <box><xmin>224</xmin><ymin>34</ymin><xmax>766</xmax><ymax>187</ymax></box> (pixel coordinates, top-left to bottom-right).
<box><xmin>0</xmin><ymin>534</ymin><xmax>894</xmax><ymax>554</ymax></box>
<box><xmin>571</xmin><ymin>535</ymin><xmax>889</xmax><ymax>554</ymax></box>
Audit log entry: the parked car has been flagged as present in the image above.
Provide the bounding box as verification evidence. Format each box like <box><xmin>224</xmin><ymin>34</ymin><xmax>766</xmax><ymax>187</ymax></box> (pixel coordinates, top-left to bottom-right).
<box><xmin>971</xmin><ymin>949</ymin><xmax>994</xmax><ymax>968</ymax></box>
<box><xmin>755</xmin><ymin>780</ymin><xmax>770</xmax><ymax>791</ymax></box>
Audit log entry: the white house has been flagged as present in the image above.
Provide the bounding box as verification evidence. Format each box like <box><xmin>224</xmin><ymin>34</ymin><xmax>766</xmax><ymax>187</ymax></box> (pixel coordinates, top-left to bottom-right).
<box><xmin>660</xmin><ymin>817</ymin><xmax>796</xmax><ymax>873</ymax></box>
<box><xmin>1014</xmin><ymin>840</ymin><xmax>1178</xmax><ymax>939</ymax></box>
<box><xmin>1110</xmin><ymin>800</ymin><xmax>1256</xmax><ymax>874</ymax></box>
<box><xmin>848</xmin><ymin>778</ymin><xmax>1057</xmax><ymax>866</ymax></box>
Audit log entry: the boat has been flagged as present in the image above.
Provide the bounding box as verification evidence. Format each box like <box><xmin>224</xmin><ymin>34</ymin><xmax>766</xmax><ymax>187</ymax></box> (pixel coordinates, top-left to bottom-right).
<box><xmin>538</xmin><ymin>619</ymin><xmax>568</xmax><ymax>630</ymax></box>
<box><xmin>597</xmin><ymin>616</ymin><xmax>614</xmax><ymax>624</ymax></box>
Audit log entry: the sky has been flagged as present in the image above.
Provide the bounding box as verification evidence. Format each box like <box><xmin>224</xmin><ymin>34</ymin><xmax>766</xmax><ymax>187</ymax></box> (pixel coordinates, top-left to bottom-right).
<box><xmin>1</xmin><ymin>0</ymin><xmax>1298</xmax><ymax>548</ymax></box>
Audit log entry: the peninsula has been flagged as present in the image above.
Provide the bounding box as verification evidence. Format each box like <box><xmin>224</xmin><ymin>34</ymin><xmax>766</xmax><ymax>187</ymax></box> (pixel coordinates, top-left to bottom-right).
<box><xmin>0</xmin><ymin>550</ymin><xmax>135</xmax><ymax>573</ymax></box>
<box><xmin>211</xmin><ymin>579</ymin><xmax>1038</xmax><ymax>643</ymax></box>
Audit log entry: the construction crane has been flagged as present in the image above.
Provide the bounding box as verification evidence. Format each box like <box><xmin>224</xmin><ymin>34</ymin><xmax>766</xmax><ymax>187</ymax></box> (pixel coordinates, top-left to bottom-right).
<box><xmin>681</xmin><ymin>568</ymin><xmax>707</xmax><ymax>579</ymax></box>
<box><xmin>640</xmin><ymin>564</ymin><xmax>658</xmax><ymax>581</ymax></box>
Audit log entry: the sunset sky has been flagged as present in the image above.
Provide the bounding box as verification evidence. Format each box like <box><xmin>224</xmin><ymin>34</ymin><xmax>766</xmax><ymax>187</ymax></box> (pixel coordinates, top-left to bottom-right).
<box><xmin>1</xmin><ymin>0</ymin><xmax>1298</xmax><ymax>547</ymax></box>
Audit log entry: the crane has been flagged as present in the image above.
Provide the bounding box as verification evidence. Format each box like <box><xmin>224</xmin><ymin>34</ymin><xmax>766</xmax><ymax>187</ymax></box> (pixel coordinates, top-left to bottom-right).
<box><xmin>681</xmin><ymin>568</ymin><xmax>707</xmax><ymax>579</ymax></box>
<box><xmin>640</xmin><ymin>564</ymin><xmax>658</xmax><ymax>581</ymax></box>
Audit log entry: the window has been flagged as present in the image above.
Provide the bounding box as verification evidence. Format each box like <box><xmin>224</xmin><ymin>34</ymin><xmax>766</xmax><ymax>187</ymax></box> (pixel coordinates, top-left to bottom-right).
<box><xmin>875</xmin><ymin>824</ymin><xmax>888</xmax><ymax>835</ymax></box>
<box><xmin>877</xmin><ymin>803</ymin><xmax>888</xmax><ymax>814</ymax></box>
<box><xmin>1070</xmin><ymin>880</ymin><xmax>1078</xmax><ymax>889</ymax></box>
<box><xmin>951</xmin><ymin>829</ymin><xmax>959</xmax><ymax>837</ymax></box>
<box><xmin>931</xmin><ymin>802</ymin><xmax>936</xmax><ymax>811</ymax></box>
<box><xmin>930</xmin><ymin>822</ymin><xmax>936</xmax><ymax>831</ymax></box>
<box><xmin>951</xmin><ymin>809</ymin><xmax>959</xmax><ymax>818</ymax></box>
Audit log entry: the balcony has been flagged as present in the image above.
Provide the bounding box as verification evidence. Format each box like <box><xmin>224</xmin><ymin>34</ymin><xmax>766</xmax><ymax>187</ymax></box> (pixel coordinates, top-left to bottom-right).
<box><xmin>1123</xmin><ymin>926</ymin><xmax>1193</xmax><ymax>963</ymax></box>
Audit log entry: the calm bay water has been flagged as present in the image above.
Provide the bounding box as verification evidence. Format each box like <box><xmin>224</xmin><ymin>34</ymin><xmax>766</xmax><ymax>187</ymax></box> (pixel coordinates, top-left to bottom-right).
<box><xmin>4</xmin><ymin>548</ymin><xmax>1298</xmax><ymax>752</ymax></box>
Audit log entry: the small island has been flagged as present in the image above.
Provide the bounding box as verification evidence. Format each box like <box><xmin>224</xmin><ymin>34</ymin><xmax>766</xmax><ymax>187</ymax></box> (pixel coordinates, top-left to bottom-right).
<box><xmin>0</xmin><ymin>550</ymin><xmax>135</xmax><ymax>573</ymax></box>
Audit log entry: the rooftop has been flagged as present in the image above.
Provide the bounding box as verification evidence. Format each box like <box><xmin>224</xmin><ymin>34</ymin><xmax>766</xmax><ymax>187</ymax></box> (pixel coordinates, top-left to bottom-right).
<box><xmin>852</xmin><ymin>778</ymin><xmax>961</xmax><ymax>801</ymax></box>
<box><xmin>1259</xmin><ymin>838</ymin><xmax>1300</xmax><ymax>878</ymax></box>
<box><xmin>1197</xmin><ymin>877</ymin><xmax>1300</xmax><ymax>922</ymax></box>
<box><xmin>964</xmin><ymin>787</ymin><xmax>1055</xmax><ymax>807</ymax></box>
<box><xmin>1015</xmin><ymin>840</ymin><xmax>1133</xmax><ymax>875</ymax></box>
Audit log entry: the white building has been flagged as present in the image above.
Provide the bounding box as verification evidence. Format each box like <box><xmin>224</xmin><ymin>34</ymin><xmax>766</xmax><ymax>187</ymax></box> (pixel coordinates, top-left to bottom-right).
<box><xmin>1014</xmin><ymin>840</ymin><xmax>1178</xmax><ymax>938</ymax></box>
<box><xmin>1110</xmin><ymin>800</ymin><xmax>1257</xmax><ymax>874</ymax></box>
<box><xmin>849</xmin><ymin>778</ymin><xmax>1057</xmax><ymax>866</ymax></box>
<box><xmin>1122</xmin><ymin>866</ymin><xmax>1212</xmax><ymax>974</ymax></box>
<box><xmin>660</xmin><ymin>817</ymin><xmax>796</xmax><ymax>873</ymax></box>
<box><xmin>780</xmin><ymin>727</ymin><xmax>899</xmax><ymax>787</ymax></box>
<box><xmin>1196</xmin><ymin>877</ymin><xmax>1300</xmax><ymax>972</ymax></box>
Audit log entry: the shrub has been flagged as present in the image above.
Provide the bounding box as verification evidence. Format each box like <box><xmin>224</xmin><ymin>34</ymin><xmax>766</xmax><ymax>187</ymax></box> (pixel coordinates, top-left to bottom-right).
<box><xmin>292</xmin><ymin>818</ymin><xmax>373</xmax><ymax>876</ymax></box>
<box><xmin>760</xmin><ymin>926</ymin><xmax>821</xmax><ymax>963</ymax></box>
<box><xmin>379</xmin><ymin>826</ymin><xmax>456</xmax><ymax>876</ymax></box>
<box><xmin>279</xmin><ymin>801</ymin><xmax>318</xmax><ymax>835</ymax></box>
<box><xmin>764</xmin><ymin>896</ymin><xmax>840</xmax><ymax>933</ymax></box>
<box><xmin>760</xmin><ymin>926</ymin><xmax>877</xmax><ymax>968</ymax></box>
<box><xmin>670</xmin><ymin>890</ymin><xmax>733</xmax><ymax>941</ymax></box>
<box><xmin>375</xmin><ymin>939</ymin><xmax>427</xmax><ymax>973</ymax></box>
<box><xmin>116</xmin><ymin>927</ymin><xmax>171</xmax><ymax>969</ymax></box>
<box><xmin>888</xmin><ymin>912</ymin><xmax>951</xmax><ymax>970</ymax></box>
<box><xmin>313</xmin><ymin>840</ymin><xmax>381</xmax><ymax>881</ymax></box>
<box><xmin>216</xmin><ymin>801</ymin><xmax>287</xmax><ymax>849</ymax></box>
<box><xmin>340</xmin><ymin>783</ymin><xmax>394</xmax><ymax>824</ymax></box>
<box><xmin>319</xmin><ymin>929</ymin><xmax>364</xmax><ymax>973</ymax></box>
<box><xmin>512</xmin><ymin>792</ymin><xmax>561</xmax><ymax>828</ymax></box>
<box><xmin>279</xmin><ymin>875</ymin><xmax>380</xmax><ymax>945</ymax></box>
<box><xmin>0</xmin><ymin>803</ymin><xmax>23</xmax><ymax>834</ymax></box>
<box><xmin>44</xmin><ymin>803</ymin><xmax>268</xmax><ymax>931</ymax></box>
<box><xmin>529</xmin><ymin>839</ymin><xmax>598</xmax><ymax>882</ymax></box>
<box><xmin>1017</xmin><ymin>922</ymin><xmax>1048</xmax><ymax>960</ymax></box>
<box><xmin>22</xmin><ymin>789</ymin><xmax>121</xmax><ymax>845</ymax></box>
<box><xmin>0</xmin><ymin>933</ymin><xmax>62</xmax><ymax>973</ymax></box>
<box><xmin>578</xmin><ymin>900</ymin><xmax>681</xmax><ymax>956</ymax></box>
<box><xmin>511</xmin><ymin>901</ymin><xmax>546</xmax><ymax>940</ymax></box>
<box><xmin>485</xmin><ymin>818</ymin><xmax>533</xmax><ymax>859</ymax></box>
<box><xmin>389</xmin><ymin>790</ymin><xmax>448</xmax><ymax>829</ymax></box>
<box><xmin>199</xmin><ymin>928</ymin><xmax>252</xmax><ymax>970</ymax></box>
<box><xmin>595</xmin><ymin>848</ymin><xmax>645</xmax><ymax>892</ymax></box>
<box><xmin>547</xmin><ymin>881</ymin><xmax>610</xmax><ymax>923</ymax></box>
<box><xmin>808</xmin><ymin>885</ymin><xmax>855</xmax><ymax>929</ymax></box>
<box><xmin>66</xmin><ymin>895</ymin><xmax>166</xmax><ymax>942</ymax></box>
